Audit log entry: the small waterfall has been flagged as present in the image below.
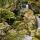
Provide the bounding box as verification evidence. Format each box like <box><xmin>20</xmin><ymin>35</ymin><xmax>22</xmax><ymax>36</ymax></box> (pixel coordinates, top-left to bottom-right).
<box><xmin>26</xmin><ymin>4</ymin><xmax>28</xmax><ymax>9</ymax></box>
<box><xmin>20</xmin><ymin>4</ymin><xmax>29</xmax><ymax>13</ymax></box>
<box><xmin>36</xmin><ymin>16</ymin><xmax>40</xmax><ymax>29</ymax></box>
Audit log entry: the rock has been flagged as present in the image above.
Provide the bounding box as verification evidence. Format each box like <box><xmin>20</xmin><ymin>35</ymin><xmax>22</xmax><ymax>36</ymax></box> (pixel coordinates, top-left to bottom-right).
<box><xmin>0</xmin><ymin>29</ymin><xmax>6</xmax><ymax>36</ymax></box>
<box><xmin>0</xmin><ymin>23</ymin><xmax>6</xmax><ymax>29</ymax></box>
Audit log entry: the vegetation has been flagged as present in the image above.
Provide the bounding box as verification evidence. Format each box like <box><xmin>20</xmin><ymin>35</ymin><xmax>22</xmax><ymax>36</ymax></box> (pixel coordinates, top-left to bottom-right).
<box><xmin>0</xmin><ymin>0</ymin><xmax>40</xmax><ymax>40</ymax></box>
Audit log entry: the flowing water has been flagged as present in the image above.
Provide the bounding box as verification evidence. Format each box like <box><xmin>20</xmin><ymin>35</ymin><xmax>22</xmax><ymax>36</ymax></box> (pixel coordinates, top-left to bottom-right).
<box><xmin>36</xmin><ymin>16</ymin><xmax>40</xmax><ymax>29</ymax></box>
<box><xmin>23</xmin><ymin>35</ymin><xmax>32</xmax><ymax>40</ymax></box>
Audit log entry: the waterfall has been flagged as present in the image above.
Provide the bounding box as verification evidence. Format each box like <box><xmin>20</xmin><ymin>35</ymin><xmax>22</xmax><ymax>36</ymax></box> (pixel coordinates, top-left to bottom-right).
<box><xmin>36</xmin><ymin>16</ymin><xmax>40</xmax><ymax>29</ymax></box>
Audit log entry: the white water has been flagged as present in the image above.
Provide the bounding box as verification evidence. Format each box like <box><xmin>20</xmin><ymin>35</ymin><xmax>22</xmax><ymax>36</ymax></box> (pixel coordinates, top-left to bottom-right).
<box><xmin>26</xmin><ymin>5</ymin><xmax>28</xmax><ymax>9</ymax></box>
<box><xmin>36</xmin><ymin>16</ymin><xmax>40</xmax><ymax>29</ymax></box>
<box><xmin>23</xmin><ymin>35</ymin><xmax>32</xmax><ymax>40</ymax></box>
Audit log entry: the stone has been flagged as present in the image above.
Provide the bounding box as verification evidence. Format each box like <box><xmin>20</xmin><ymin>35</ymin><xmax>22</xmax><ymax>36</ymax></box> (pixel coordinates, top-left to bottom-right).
<box><xmin>0</xmin><ymin>29</ymin><xmax>6</xmax><ymax>36</ymax></box>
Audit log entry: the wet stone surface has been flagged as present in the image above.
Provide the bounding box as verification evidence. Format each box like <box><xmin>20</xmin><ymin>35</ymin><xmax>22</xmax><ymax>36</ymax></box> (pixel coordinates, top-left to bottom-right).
<box><xmin>0</xmin><ymin>29</ymin><xmax>6</xmax><ymax>36</ymax></box>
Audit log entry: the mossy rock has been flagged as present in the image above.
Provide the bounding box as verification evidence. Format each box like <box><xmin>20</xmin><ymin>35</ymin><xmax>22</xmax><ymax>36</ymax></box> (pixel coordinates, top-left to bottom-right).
<box><xmin>0</xmin><ymin>23</ymin><xmax>6</xmax><ymax>29</ymax></box>
<box><xmin>33</xmin><ymin>37</ymin><xmax>39</xmax><ymax>40</ymax></box>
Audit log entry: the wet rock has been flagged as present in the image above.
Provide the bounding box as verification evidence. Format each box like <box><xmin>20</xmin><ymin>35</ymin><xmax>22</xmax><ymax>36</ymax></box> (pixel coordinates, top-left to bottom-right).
<box><xmin>0</xmin><ymin>29</ymin><xmax>6</xmax><ymax>36</ymax></box>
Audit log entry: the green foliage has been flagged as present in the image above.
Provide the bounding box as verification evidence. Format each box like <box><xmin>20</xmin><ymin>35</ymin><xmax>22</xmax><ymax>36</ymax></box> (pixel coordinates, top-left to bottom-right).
<box><xmin>0</xmin><ymin>9</ymin><xmax>15</xmax><ymax>19</ymax></box>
